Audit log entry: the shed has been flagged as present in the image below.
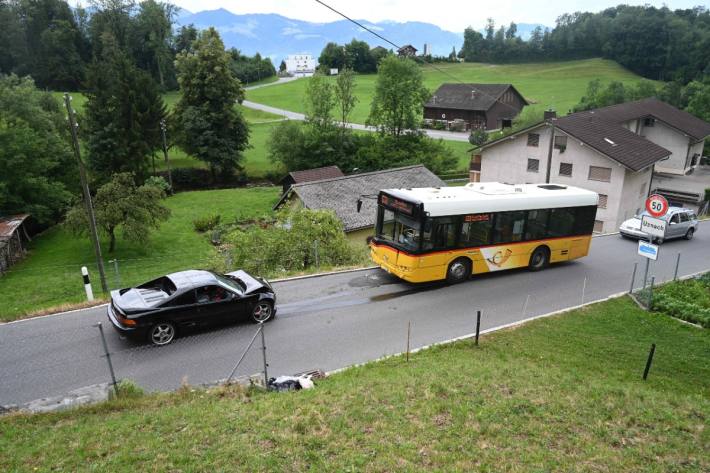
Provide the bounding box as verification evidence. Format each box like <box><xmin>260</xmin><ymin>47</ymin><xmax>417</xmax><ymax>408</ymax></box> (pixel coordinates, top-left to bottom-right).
<box><xmin>0</xmin><ymin>214</ymin><xmax>30</xmax><ymax>275</ymax></box>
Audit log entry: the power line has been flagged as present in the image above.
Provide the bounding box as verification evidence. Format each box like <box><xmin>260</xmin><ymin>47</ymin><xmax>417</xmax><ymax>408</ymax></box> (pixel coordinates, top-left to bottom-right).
<box><xmin>313</xmin><ymin>0</ymin><xmax>521</xmax><ymax>115</ymax></box>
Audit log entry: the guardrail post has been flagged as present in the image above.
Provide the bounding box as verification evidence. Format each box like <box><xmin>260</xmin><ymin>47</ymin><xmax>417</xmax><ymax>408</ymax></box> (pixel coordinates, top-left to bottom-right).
<box><xmin>629</xmin><ymin>262</ymin><xmax>638</xmax><ymax>293</ymax></box>
<box><xmin>406</xmin><ymin>321</ymin><xmax>411</xmax><ymax>362</ymax></box>
<box><xmin>95</xmin><ymin>322</ymin><xmax>118</xmax><ymax>396</ymax></box>
<box><xmin>260</xmin><ymin>323</ymin><xmax>269</xmax><ymax>387</ymax></box>
<box><xmin>642</xmin><ymin>257</ymin><xmax>650</xmax><ymax>290</ymax></box>
<box><xmin>475</xmin><ymin>310</ymin><xmax>481</xmax><ymax>346</ymax></box>
<box><xmin>673</xmin><ymin>253</ymin><xmax>680</xmax><ymax>281</ymax></box>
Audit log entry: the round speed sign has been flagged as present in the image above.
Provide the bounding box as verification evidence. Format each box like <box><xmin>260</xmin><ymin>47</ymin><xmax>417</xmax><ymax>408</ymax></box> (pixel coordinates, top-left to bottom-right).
<box><xmin>646</xmin><ymin>194</ymin><xmax>669</xmax><ymax>218</ymax></box>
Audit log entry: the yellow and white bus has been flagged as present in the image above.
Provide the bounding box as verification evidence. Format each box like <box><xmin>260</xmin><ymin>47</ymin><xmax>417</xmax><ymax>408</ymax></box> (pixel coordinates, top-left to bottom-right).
<box><xmin>369</xmin><ymin>182</ymin><xmax>598</xmax><ymax>283</ymax></box>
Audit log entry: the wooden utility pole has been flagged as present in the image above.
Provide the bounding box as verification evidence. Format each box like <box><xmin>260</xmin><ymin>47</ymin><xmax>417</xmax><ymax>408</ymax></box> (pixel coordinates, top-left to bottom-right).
<box><xmin>64</xmin><ymin>93</ymin><xmax>109</xmax><ymax>294</ymax></box>
<box><xmin>160</xmin><ymin>119</ymin><xmax>173</xmax><ymax>192</ymax></box>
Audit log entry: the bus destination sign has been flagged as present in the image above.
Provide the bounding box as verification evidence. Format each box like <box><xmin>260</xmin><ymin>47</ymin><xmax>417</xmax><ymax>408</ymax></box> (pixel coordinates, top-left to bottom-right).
<box><xmin>464</xmin><ymin>214</ymin><xmax>490</xmax><ymax>223</ymax></box>
<box><xmin>380</xmin><ymin>194</ymin><xmax>415</xmax><ymax>215</ymax></box>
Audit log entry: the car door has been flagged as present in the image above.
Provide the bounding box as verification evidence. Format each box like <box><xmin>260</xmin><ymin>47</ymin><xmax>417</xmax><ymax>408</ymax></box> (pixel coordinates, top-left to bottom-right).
<box><xmin>195</xmin><ymin>285</ymin><xmax>243</xmax><ymax>326</ymax></box>
<box><xmin>160</xmin><ymin>290</ymin><xmax>199</xmax><ymax>328</ymax></box>
<box><xmin>666</xmin><ymin>213</ymin><xmax>682</xmax><ymax>239</ymax></box>
<box><xmin>678</xmin><ymin>211</ymin><xmax>691</xmax><ymax>237</ymax></box>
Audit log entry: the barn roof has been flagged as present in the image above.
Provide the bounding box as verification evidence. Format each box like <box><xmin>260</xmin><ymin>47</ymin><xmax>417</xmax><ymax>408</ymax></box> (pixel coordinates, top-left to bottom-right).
<box><xmin>425</xmin><ymin>83</ymin><xmax>528</xmax><ymax>112</ymax></box>
<box><xmin>0</xmin><ymin>214</ymin><xmax>29</xmax><ymax>240</ymax></box>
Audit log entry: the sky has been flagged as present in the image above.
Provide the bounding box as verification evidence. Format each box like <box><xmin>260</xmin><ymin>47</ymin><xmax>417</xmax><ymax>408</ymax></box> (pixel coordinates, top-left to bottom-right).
<box><xmin>164</xmin><ymin>0</ymin><xmax>706</xmax><ymax>32</ymax></box>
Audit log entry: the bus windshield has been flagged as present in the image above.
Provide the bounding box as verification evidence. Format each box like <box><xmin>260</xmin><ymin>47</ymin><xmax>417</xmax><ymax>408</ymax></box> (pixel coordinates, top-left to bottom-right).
<box><xmin>376</xmin><ymin>207</ymin><xmax>421</xmax><ymax>252</ymax></box>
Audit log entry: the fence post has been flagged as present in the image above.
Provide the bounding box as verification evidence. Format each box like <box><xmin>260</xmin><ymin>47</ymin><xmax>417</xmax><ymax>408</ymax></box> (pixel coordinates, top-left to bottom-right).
<box><xmin>226</xmin><ymin>325</ymin><xmax>262</xmax><ymax>384</ymax></box>
<box><xmin>673</xmin><ymin>253</ymin><xmax>680</xmax><ymax>281</ymax></box>
<box><xmin>581</xmin><ymin>276</ymin><xmax>587</xmax><ymax>305</ymax></box>
<box><xmin>522</xmin><ymin>295</ymin><xmax>530</xmax><ymax>317</ymax></box>
<box><xmin>642</xmin><ymin>257</ymin><xmax>651</xmax><ymax>290</ymax></box>
<box><xmin>406</xmin><ymin>321</ymin><xmax>411</xmax><ymax>362</ymax></box>
<box><xmin>260</xmin><ymin>323</ymin><xmax>269</xmax><ymax>387</ymax></box>
<box><xmin>109</xmin><ymin>259</ymin><xmax>122</xmax><ymax>289</ymax></box>
<box><xmin>629</xmin><ymin>262</ymin><xmax>638</xmax><ymax>294</ymax></box>
<box><xmin>314</xmin><ymin>240</ymin><xmax>320</xmax><ymax>269</ymax></box>
<box><xmin>643</xmin><ymin>343</ymin><xmax>656</xmax><ymax>380</ymax></box>
<box><xmin>648</xmin><ymin>276</ymin><xmax>655</xmax><ymax>308</ymax></box>
<box><xmin>475</xmin><ymin>310</ymin><xmax>481</xmax><ymax>346</ymax></box>
<box><xmin>95</xmin><ymin>322</ymin><xmax>118</xmax><ymax>396</ymax></box>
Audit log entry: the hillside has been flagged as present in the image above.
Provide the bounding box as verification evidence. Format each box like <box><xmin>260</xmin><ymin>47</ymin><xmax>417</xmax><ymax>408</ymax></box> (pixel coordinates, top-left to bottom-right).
<box><xmin>246</xmin><ymin>58</ymin><xmax>649</xmax><ymax>125</ymax></box>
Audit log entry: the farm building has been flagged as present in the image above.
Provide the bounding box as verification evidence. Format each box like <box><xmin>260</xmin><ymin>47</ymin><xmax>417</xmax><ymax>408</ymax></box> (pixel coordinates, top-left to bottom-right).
<box><xmin>274</xmin><ymin>165</ymin><xmax>446</xmax><ymax>242</ymax></box>
<box><xmin>424</xmin><ymin>83</ymin><xmax>527</xmax><ymax>131</ymax></box>
<box><xmin>0</xmin><ymin>214</ymin><xmax>30</xmax><ymax>275</ymax></box>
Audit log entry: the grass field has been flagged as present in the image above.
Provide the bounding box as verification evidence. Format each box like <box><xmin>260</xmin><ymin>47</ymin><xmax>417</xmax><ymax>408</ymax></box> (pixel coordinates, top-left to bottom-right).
<box><xmin>247</xmin><ymin>58</ymin><xmax>649</xmax><ymax>125</ymax></box>
<box><xmin>2</xmin><ymin>297</ymin><xmax>707</xmax><ymax>471</ymax></box>
<box><xmin>0</xmin><ymin>187</ymin><xmax>280</xmax><ymax>321</ymax></box>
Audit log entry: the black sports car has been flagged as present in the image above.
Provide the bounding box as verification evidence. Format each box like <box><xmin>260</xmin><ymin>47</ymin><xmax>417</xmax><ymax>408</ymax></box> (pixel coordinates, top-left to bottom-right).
<box><xmin>107</xmin><ymin>269</ymin><xmax>276</xmax><ymax>346</ymax></box>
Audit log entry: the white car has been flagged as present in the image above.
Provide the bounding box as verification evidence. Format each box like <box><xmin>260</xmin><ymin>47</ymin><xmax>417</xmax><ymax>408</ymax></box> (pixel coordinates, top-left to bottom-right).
<box><xmin>619</xmin><ymin>207</ymin><xmax>698</xmax><ymax>243</ymax></box>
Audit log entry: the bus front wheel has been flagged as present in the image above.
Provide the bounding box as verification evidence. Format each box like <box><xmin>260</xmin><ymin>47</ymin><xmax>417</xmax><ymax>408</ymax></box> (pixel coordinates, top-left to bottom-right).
<box><xmin>528</xmin><ymin>247</ymin><xmax>550</xmax><ymax>272</ymax></box>
<box><xmin>446</xmin><ymin>258</ymin><xmax>471</xmax><ymax>284</ymax></box>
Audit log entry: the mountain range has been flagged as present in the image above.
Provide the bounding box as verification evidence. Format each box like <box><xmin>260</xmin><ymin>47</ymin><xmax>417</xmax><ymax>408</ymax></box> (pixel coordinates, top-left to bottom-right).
<box><xmin>176</xmin><ymin>9</ymin><xmax>546</xmax><ymax>64</ymax></box>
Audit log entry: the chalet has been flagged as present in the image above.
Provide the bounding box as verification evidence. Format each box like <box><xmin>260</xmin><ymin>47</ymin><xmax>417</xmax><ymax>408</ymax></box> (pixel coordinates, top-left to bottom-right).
<box><xmin>0</xmin><ymin>214</ymin><xmax>30</xmax><ymax>275</ymax></box>
<box><xmin>424</xmin><ymin>83</ymin><xmax>528</xmax><ymax>131</ymax></box>
<box><xmin>274</xmin><ymin>165</ymin><xmax>445</xmax><ymax>242</ymax></box>
<box><xmin>473</xmin><ymin>98</ymin><xmax>710</xmax><ymax>233</ymax></box>
<box><xmin>280</xmin><ymin>165</ymin><xmax>344</xmax><ymax>194</ymax></box>
<box><xmin>397</xmin><ymin>44</ymin><xmax>418</xmax><ymax>57</ymax></box>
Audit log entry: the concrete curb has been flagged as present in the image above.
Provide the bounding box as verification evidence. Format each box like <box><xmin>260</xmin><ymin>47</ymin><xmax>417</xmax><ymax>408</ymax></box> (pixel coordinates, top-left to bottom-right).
<box><xmin>270</xmin><ymin>266</ymin><xmax>378</xmax><ymax>283</ymax></box>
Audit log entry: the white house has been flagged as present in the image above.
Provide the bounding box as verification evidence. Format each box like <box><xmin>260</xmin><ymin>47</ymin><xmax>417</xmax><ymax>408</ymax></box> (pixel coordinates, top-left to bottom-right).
<box><xmin>285</xmin><ymin>54</ymin><xmax>316</xmax><ymax>77</ymax></box>
<box><xmin>472</xmin><ymin>98</ymin><xmax>710</xmax><ymax>233</ymax></box>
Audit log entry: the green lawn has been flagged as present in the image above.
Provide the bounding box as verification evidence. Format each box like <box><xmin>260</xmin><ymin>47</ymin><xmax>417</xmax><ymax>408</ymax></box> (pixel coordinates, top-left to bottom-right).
<box><xmin>247</xmin><ymin>58</ymin><xmax>649</xmax><ymax>125</ymax></box>
<box><xmin>2</xmin><ymin>297</ymin><xmax>708</xmax><ymax>471</ymax></box>
<box><xmin>0</xmin><ymin>187</ymin><xmax>280</xmax><ymax>321</ymax></box>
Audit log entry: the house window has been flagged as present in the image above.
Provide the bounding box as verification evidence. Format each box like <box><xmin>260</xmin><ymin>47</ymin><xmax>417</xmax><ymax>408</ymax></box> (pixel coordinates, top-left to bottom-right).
<box><xmin>588</xmin><ymin>166</ymin><xmax>612</xmax><ymax>182</ymax></box>
<box><xmin>593</xmin><ymin>220</ymin><xmax>604</xmax><ymax>233</ymax></box>
<box><xmin>527</xmin><ymin>158</ymin><xmax>539</xmax><ymax>173</ymax></box>
<box><xmin>554</xmin><ymin>135</ymin><xmax>567</xmax><ymax>152</ymax></box>
<box><xmin>501</xmin><ymin>119</ymin><xmax>512</xmax><ymax>129</ymax></box>
<box><xmin>527</xmin><ymin>133</ymin><xmax>540</xmax><ymax>147</ymax></box>
<box><xmin>598</xmin><ymin>194</ymin><xmax>608</xmax><ymax>209</ymax></box>
<box><xmin>643</xmin><ymin>117</ymin><xmax>655</xmax><ymax>127</ymax></box>
<box><xmin>559</xmin><ymin>162</ymin><xmax>573</xmax><ymax>177</ymax></box>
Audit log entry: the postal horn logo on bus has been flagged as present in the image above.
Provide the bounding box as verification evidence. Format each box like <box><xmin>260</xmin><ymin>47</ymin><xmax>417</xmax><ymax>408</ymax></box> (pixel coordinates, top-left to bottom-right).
<box><xmin>481</xmin><ymin>246</ymin><xmax>515</xmax><ymax>271</ymax></box>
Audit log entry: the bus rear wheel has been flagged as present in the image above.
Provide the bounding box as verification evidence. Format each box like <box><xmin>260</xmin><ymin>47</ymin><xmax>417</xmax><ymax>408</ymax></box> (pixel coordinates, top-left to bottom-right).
<box><xmin>446</xmin><ymin>258</ymin><xmax>471</xmax><ymax>284</ymax></box>
<box><xmin>528</xmin><ymin>247</ymin><xmax>549</xmax><ymax>272</ymax></box>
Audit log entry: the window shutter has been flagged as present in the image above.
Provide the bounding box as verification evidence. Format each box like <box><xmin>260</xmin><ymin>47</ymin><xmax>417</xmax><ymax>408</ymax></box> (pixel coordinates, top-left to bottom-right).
<box><xmin>588</xmin><ymin>166</ymin><xmax>612</xmax><ymax>182</ymax></box>
<box><xmin>559</xmin><ymin>162</ymin><xmax>573</xmax><ymax>177</ymax></box>
<box><xmin>527</xmin><ymin>158</ymin><xmax>539</xmax><ymax>172</ymax></box>
<box><xmin>598</xmin><ymin>194</ymin><xmax>608</xmax><ymax>208</ymax></box>
<box><xmin>593</xmin><ymin>220</ymin><xmax>604</xmax><ymax>233</ymax></box>
<box><xmin>527</xmin><ymin>133</ymin><xmax>539</xmax><ymax>147</ymax></box>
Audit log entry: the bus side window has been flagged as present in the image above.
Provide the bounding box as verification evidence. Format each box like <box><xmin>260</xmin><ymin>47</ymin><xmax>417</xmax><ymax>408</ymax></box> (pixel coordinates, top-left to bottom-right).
<box><xmin>492</xmin><ymin>211</ymin><xmax>526</xmax><ymax>244</ymax></box>
<box><xmin>573</xmin><ymin>206</ymin><xmax>596</xmax><ymax>234</ymax></box>
<box><xmin>459</xmin><ymin>216</ymin><xmax>492</xmax><ymax>247</ymax></box>
<box><xmin>525</xmin><ymin>209</ymin><xmax>549</xmax><ymax>240</ymax></box>
<box><xmin>548</xmin><ymin>208</ymin><xmax>575</xmax><ymax>237</ymax></box>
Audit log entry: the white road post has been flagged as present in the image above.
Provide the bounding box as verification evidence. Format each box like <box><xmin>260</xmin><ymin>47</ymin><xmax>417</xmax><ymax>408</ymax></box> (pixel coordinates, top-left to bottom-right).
<box><xmin>81</xmin><ymin>266</ymin><xmax>94</xmax><ymax>301</ymax></box>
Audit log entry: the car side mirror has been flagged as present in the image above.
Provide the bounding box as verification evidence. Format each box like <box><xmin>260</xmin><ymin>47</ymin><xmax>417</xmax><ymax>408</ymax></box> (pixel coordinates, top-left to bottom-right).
<box><xmin>670</xmin><ymin>221</ymin><xmax>677</xmax><ymax>225</ymax></box>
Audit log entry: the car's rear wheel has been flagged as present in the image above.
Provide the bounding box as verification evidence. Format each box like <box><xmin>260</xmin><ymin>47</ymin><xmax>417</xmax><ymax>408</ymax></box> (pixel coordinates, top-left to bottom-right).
<box><xmin>685</xmin><ymin>228</ymin><xmax>694</xmax><ymax>240</ymax></box>
<box><xmin>149</xmin><ymin>322</ymin><xmax>176</xmax><ymax>346</ymax></box>
<box><xmin>251</xmin><ymin>301</ymin><xmax>274</xmax><ymax>323</ymax></box>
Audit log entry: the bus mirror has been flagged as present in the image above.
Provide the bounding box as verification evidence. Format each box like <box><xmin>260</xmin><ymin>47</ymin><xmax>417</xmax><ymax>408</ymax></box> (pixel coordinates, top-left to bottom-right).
<box><xmin>357</xmin><ymin>198</ymin><xmax>363</xmax><ymax>213</ymax></box>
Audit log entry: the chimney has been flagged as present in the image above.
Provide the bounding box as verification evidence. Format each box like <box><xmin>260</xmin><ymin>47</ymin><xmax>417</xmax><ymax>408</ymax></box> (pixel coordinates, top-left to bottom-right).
<box><xmin>544</xmin><ymin>109</ymin><xmax>557</xmax><ymax>120</ymax></box>
<box><xmin>471</xmin><ymin>90</ymin><xmax>478</xmax><ymax>99</ymax></box>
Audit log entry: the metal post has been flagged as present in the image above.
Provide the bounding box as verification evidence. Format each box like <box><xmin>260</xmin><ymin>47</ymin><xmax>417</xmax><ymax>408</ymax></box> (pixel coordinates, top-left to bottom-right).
<box><xmin>96</xmin><ymin>322</ymin><xmax>118</xmax><ymax>396</ymax></box>
<box><xmin>475</xmin><ymin>310</ymin><xmax>481</xmax><ymax>346</ymax></box>
<box><xmin>629</xmin><ymin>262</ymin><xmax>638</xmax><ymax>293</ymax></box>
<box><xmin>581</xmin><ymin>276</ymin><xmax>587</xmax><ymax>305</ymax></box>
<box><xmin>82</xmin><ymin>266</ymin><xmax>94</xmax><ymax>301</ymax></box>
<box><xmin>522</xmin><ymin>294</ymin><xmax>530</xmax><ymax>317</ymax></box>
<box><xmin>260</xmin><ymin>323</ymin><xmax>269</xmax><ymax>387</ymax></box>
<box><xmin>64</xmin><ymin>93</ymin><xmax>108</xmax><ymax>294</ymax></box>
<box><xmin>314</xmin><ymin>240</ymin><xmax>319</xmax><ymax>269</ymax></box>
<box><xmin>406</xmin><ymin>321</ymin><xmax>411</xmax><ymax>362</ymax></box>
<box><xmin>226</xmin><ymin>325</ymin><xmax>262</xmax><ymax>383</ymax></box>
<box><xmin>673</xmin><ymin>253</ymin><xmax>680</xmax><ymax>281</ymax></box>
<box><xmin>648</xmin><ymin>276</ymin><xmax>655</xmax><ymax>308</ymax></box>
<box><xmin>642</xmin><ymin>257</ymin><xmax>650</xmax><ymax>290</ymax></box>
<box><xmin>642</xmin><ymin>343</ymin><xmax>656</xmax><ymax>380</ymax></box>
<box><xmin>109</xmin><ymin>259</ymin><xmax>122</xmax><ymax>289</ymax></box>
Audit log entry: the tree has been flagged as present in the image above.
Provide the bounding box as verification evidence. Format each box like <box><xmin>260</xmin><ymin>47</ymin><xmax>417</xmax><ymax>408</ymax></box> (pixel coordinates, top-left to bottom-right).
<box><xmin>318</xmin><ymin>42</ymin><xmax>347</xmax><ymax>71</ymax></box>
<box><xmin>84</xmin><ymin>35</ymin><xmax>166</xmax><ymax>183</ymax></box>
<box><xmin>279</xmin><ymin>59</ymin><xmax>287</xmax><ymax>73</ymax></box>
<box><xmin>173</xmin><ymin>27</ymin><xmax>249</xmax><ymax>179</ymax></box>
<box><xmin>304</xmin><ymin>71</ymin><xmax>335</xmax><ymax>128</ymax></box>
<box><xmin>0</xmin><ymin>75</ymin><xmax>76</xmax><ymax>225</ymax></box>
<box><xmin>334</xmin><ymin>67</ymin><xmax>358</xmax><ymax>128</ymax></box>
<box><xmin>685</xmin><ymin>80</ymin><xmax>710</xmax><ymax>122</ymax></box>
<box><xmin>132</xmin><ymin>0</ymin><xmax>177</xmax><ymax>89</ymax></box>
<box><xmin>367</xmin><ymin>56</ymin><xmax>430</xmax><ymax>137</ymax></box>
<box><xmin>460</xmin><ymin>26</ymin><xmax>485</xmax><ymax>62</ymax></box>
<box><xmin>468</xmin><ymin>129</ymin><xmax>489</xmax><ymax>149</ymax></box>
<box><xmin>174</xmin><ymin>24</ymin><xmax>198</xmax><ymax>54</ymax></box>
<box><xmin>64</xmin><ymin>172</ymin><xmax>170</xmax><ymax>252</ymax></box>
<box><xmin>344</xmin><ymin>38</ymin><xmax>376</xmax><ymax>73</ymax></box>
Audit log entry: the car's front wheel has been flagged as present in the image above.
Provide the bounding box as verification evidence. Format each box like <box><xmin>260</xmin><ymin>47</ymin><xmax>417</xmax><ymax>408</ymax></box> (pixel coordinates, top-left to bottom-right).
<box><xmin>685</xmin><ymin>228</ymin><xmax>694</xmax><ymax>240</ymax></box>
<box><xmin>251</xmin><ymin>301</ymin><xmax>274</xmax><ymax>323</ymax></box>
<box><xmin>149</xmin><ymin>322</ymin><xmax>176</xmax><ymax>346</ymax></box>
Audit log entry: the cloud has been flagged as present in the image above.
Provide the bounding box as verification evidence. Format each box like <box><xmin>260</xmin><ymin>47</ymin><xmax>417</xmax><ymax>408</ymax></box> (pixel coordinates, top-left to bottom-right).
<box><xmin>281</xmin><ymin>26</ymin><xmax>302</xmax><ymax>35</ymax></box>
<box><xmin>294</xmin><ymin>33</ymin><xmax>321</xmax><ymax>40</ymax></box>
<box><xmin>217</xmin><ymin>20</ymin><xmax>258</xmax><ymax>38</ymax></box>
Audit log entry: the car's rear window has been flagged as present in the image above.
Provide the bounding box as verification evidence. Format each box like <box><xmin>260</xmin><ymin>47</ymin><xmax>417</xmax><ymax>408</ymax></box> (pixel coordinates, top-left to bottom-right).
<box><xmin>139</xmin><ymin>276</ymin><xmax>178</xmax><ymax>295</ymax></box>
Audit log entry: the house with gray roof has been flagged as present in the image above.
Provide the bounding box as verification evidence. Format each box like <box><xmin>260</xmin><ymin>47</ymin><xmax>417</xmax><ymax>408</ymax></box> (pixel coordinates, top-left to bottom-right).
<box><xmin>424</xmin><ymin>83</ymin><xmax>527</xmax><ymax>131</ymax></box>
<box><xmin>280</xmin><ymin>165</ymin><xmax>344</xmax><ymax>194</ymax></box>
<box><xmin>473</xmin><ymin>98</ymin><xmax>710</xmax><ymax>233</ymax></box>
<box><xmin>273</xmin><ymin>165</ymin><xmax>446</xmax><ymax>242</ymax></box>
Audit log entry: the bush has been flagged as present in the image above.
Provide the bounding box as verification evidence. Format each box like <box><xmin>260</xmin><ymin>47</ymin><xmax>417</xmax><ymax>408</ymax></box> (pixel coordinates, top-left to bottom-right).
<box><xmin>217</xmin><ymin>209</ymin><xmax>365</xmax><ymax>276</ymax></box>
<box><xmin>160</xmin><ymin>168</ymin><xmax>248</xmax><ymax>191</ymax></box>
<box><xmin>144</xmin><ymin>175</ymin><xmax>171</xmax><ymax>193</ymax></box>
<box><xmin>193</xmin><ymin>214</ymin><xmax>221</xmax><ymax>233</ymax></box>
<box><xmin>651</xmin><ymin>276</ymin><xmax>710</xmax><ymax>327</ymax></box>
<box><xmin>110</xmin><ymin>379</ymin><xmax>145</xmax><ymax>400</ymax></box>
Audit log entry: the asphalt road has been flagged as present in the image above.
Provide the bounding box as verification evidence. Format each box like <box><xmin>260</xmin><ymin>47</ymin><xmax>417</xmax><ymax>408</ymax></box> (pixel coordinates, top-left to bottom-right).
<box><xmin>1</xmin><ymin>225</ymin><xmax>709</xmax><ymax>405</ymax></box>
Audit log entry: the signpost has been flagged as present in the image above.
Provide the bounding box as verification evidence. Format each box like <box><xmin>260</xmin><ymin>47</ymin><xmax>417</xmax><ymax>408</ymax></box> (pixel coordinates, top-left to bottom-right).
<box><xmin>639</xmin><ymin>195</ymin><xmax>668</xmax><ymax>288</ymax></box>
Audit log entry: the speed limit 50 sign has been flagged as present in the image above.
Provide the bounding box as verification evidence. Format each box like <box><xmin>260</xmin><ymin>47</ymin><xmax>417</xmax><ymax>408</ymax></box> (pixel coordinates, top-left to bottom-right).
<box><xmin>646</xmin><ymin>194</ymin><xmax>669</xmax><ymax>218</ymax></box>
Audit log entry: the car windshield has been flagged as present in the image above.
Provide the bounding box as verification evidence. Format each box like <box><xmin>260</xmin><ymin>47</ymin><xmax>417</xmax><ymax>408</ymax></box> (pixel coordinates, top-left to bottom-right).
<box><xmin>377</xmin><ymin>209</ymin><xmax>421</xmax><ymax>252</ymax></box>
<box><xmin>214</xmin><ymin>274</ymin><xmax>244</xmax><ymax>294</ymax></box>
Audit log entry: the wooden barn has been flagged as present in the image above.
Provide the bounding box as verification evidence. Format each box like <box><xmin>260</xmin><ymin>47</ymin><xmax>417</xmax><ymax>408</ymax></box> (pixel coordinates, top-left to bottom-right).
<box><xmin>423</xmin><ymin>83</ymin><xmax>527</xmax><ymax>131</ymax></box>
<box><xmin>0</xmin><ymin>214</ymin><xmax>30</xmax><ymax>275</ymax></box>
